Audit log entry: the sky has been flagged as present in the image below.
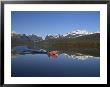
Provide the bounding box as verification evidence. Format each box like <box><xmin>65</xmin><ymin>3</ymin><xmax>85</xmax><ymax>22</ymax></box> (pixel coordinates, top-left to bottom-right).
<box><xmin>11</xmin><ymin>11</ymin><xmax>100</xmax><ymax>38</ymax></box>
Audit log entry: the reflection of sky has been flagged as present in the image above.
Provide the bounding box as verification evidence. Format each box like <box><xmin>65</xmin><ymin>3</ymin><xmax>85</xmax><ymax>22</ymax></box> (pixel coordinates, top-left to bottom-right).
<box><xmin>11</xmin><ymin>53</ymin><xmax>100</xmax><ymax>77</ymax></box>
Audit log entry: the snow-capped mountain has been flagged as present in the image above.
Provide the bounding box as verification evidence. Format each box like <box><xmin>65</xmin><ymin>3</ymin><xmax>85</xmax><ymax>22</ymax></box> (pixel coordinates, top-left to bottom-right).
<box><xmin>12</xmin><ymin>29</ymin><xmax>100</xmax><ymax>40</ymax></box>
<box><xmin>11</xmin><ymin>32</ymin><xmax>43</xmax><ymax>42</ymax></box>
<box><xmin>63</xmin><ymin>30</ymin><xmax>94</xmax><ymax>37</ymax></box>
<box><xmin>46</xmin><ymin>30</ymin><xmax>99</xmax><ymax>39</ymax></box>
<box><xmin>11</xmin><ymin>31</ymin><xmax>19</xmax><ymax>36</ymax></box>
<box><xmin>45</xmin><ymin>34</ymin><xmax>64</xmax><ymax>40</ymax></box>
<box><xmin>47</xmin><ymin>34</ymin><xmax>60</xmax><ymax>38</ymax></box>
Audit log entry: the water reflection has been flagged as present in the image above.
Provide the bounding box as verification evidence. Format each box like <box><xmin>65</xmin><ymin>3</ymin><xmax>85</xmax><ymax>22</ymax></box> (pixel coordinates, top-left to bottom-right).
<box><xmin>11</xmin><ymin>46</ymin><xmax>100</xmax><ymax>60</ymax></box>
<box><xmin>11</xmin><ymin>54</ymin><xmax>21</xmax><ymax>58</ymax></box>
<box><xmin>12</xmin><ymin>51</ymin><xmax>99</xmax><ymax>61</ymax></box>
<box><xmin>11</xmin><ymin>49</ymin><xmax>100</xmax><ymax>77</ymax></box>
<box><xmin>63</xmin><ymin>53</ymin><xmax>99</xmax><ymax>60</ymax></box>
<box><xmin>48</xmin><ymin>54</ymin><xmax>58</xmax><ymax>58</ymax></box>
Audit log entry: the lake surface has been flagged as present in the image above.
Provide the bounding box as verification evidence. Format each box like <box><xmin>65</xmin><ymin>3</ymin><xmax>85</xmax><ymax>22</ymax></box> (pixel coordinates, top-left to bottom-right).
<box><xmin>11</xmin><ymin>51</ymin><xmax>100</xmax><ymax>77</ymax></box>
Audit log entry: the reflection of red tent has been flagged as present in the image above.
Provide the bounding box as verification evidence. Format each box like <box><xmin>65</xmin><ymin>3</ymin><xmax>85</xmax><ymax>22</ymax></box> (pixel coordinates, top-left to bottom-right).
<box><xmin>48</xmin><ymin>51</ymin><xmax>59</xmax><ymax>58</ymax></box>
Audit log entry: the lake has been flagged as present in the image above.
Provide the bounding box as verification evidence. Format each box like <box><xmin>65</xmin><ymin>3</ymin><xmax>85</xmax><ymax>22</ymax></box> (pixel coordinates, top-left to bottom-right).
<box><xmin>11</xmin><ymin>51</ymin><xmax>100</xmax><ymax>77</ymax></box>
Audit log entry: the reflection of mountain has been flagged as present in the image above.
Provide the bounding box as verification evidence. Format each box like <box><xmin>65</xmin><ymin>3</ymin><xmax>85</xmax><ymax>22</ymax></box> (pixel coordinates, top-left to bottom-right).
<box><xmin>58</xmin><ymin>48</ymin><xmax>100</xmax><ymax>57</ymax></box>
<box><xmin>63</xmin><ymin>53</ymin><xmax>99</xmax><ymax>60</ymax></box>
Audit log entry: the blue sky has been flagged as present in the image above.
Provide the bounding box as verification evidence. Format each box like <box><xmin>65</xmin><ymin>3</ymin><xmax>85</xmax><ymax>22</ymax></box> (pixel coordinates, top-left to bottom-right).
<box><xmin>11</xmin><ymin>11</ymin><xmax>100</xmax><ymax>37</ymax></box>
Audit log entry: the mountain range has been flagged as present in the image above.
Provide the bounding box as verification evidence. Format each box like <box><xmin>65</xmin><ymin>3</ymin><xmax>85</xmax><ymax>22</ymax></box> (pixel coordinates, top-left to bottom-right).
<box><xmin>45</xmin><ymin>30</ymin><xmax>99</xmax><ymax>40</ymax></box>
<box><xmin>12</xmin><ymin>30</ymin><xmax>99</xmax><ymax>40</ymax></box>
<box><xmin>11</xmin><ymin>30</ymin><xmax>100</xmax><ymax>49</ymax></box>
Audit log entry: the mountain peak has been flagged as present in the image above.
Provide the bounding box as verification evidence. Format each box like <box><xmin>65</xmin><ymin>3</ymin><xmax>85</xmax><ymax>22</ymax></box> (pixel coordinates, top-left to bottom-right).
<box><xmin>71</xmin><ymin>29</ymin><xmax>92</xmax><ymax>34</ymax></box>
<box><xmin>46</xmin><ymin>29</ymin><xmax>99</xmax><ymax>39</ymax></box>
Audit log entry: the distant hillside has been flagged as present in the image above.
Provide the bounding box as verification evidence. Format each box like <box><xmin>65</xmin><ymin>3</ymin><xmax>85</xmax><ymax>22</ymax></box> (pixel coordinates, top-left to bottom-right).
<box><xmin>11</xmin><ymin>33</ymin><xmax>43</xmax><ymax>48</ymax></box>
<box><xmin>36</xmin><ymin>33</ymin><xmax>100</xmax><ymax>49</ymax></box>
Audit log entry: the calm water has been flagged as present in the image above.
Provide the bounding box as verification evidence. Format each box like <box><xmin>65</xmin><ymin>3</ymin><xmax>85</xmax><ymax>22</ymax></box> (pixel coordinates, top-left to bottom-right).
<box><xmin>11</xmin><ymin>52</ymin><xmax>100</xmax><ymax>77</ymax></box>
